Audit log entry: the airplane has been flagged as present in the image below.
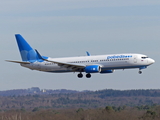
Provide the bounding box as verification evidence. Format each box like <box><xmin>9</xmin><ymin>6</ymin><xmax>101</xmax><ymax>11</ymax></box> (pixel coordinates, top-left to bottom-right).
<box><xmin>6</xmin><ymin>34</ymin><xmax>155</xmax><ymax>78</ymax></box>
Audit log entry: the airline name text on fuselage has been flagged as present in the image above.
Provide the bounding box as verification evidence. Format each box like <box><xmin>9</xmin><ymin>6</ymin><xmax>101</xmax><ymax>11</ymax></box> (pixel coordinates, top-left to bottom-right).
<box><xmin>107</xmin><ymin>55</ymin><xmax>132</xmax><ymax>59</ymax></box>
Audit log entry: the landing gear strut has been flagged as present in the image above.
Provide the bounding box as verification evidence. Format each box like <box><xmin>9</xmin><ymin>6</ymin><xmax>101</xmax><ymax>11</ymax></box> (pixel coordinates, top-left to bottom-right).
<box><xmin>86</xmin><ymin>73</ymin><xmax>91</xmax><ymax>78</ymax></box>
<box><xmin>77</xmin><ymin>73</ymin><xmax>83</xmax><ymax>78</ymax></box>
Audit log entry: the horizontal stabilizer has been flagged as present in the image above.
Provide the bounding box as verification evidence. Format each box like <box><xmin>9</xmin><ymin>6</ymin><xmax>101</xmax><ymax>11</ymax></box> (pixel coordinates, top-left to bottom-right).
<box><xmin>5</xmin><ymin>60</ymin><xmax>30</xmax><ymax>64</ymax></box>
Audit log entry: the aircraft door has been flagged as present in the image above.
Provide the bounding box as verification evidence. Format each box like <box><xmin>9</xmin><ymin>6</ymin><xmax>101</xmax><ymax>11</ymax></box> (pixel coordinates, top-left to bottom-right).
<box><xmin>37</xmin><ymin>63</ymin><xmax>41</xmax><ymax>70</ymax></box>
<box><xmin>32</xmin><ymin>62</ymin><xmax>41</xmax><ymax>70</ymax></box>
<box><xmin>133</xmin><ymin>55</ymin><xmax>137</xmax><ymax>63</ymax></box>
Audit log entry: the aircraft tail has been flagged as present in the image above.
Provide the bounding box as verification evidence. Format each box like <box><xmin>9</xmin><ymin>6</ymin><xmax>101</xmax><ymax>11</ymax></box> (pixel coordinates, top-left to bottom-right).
<box><xmin>15</xmin><ymin>34</ymin><xmax>43</xmax><ymax>62</ymax></box>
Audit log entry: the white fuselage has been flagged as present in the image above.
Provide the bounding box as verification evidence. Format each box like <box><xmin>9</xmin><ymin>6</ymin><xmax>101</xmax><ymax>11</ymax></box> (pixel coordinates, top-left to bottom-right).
<box><xmin>21</xmin><ymin>53</ymin><xmax>155</xmax><ymax>73</ymax></box>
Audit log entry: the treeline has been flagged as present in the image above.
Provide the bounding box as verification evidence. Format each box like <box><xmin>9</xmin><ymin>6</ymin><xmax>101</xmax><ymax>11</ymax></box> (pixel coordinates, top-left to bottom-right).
<box><xmin>0</xmin><ymin>88</ymin><xmax>79</xmax><ymax>96</ymax></box>
<box><xmin>0</xmin><ymin>105</ymin><xmax>160</xmax><ymax>120</ymax></box>
<box><xmin>95</xmin><ymin>89</ymin><xmax>160</xmax><ymax>98</ymax></box>
<box><xmin>1</xmin><ymin>88</ymin><xmax>160</xmax><ymax>97</ymax></box>
<box><xmin>1</xmin><ymin>89</ymin><xmax>160</xmax><ymax>110</ymax></box>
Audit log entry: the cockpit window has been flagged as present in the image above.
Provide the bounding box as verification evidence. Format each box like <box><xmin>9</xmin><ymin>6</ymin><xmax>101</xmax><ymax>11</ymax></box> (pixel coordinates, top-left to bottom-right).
<box><xmin>141</xmin><ymin>57</ymin><xmax>148</xmax><ymax>59</ymax></box>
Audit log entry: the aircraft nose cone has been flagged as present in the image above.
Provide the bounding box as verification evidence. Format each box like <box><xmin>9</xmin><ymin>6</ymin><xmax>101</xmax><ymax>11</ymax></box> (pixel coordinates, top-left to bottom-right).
<box><xmin>152</xmin><ymin>59</ymin><xmax>155</xmax><ymax>63</ymax></box>
<box><xmin>150</xmin><ymin>59</ymin><xmax>155</xmax><ymax>64</ymax></box>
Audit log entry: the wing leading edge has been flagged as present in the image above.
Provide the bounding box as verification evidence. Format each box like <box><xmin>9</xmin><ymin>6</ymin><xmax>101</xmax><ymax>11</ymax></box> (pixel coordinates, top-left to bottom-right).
<box><xmin>35</xmin><ymin>50</ymin><xmax>86</xmax><ymax>72</ymax></box>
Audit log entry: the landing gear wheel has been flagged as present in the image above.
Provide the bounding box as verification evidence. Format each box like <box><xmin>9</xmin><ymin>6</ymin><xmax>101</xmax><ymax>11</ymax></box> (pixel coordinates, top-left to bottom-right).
<box><xmin>139</xmin><ymin>71</ymin><xmax>142</xmax><ymax>74</ymax></box>
<box><xmin>77</xmin><ymin>73</ymin><xmax>83</xmax><ymax>78</ymax></box>
<box><xmin>86</xmin><ymin>73</ymin><xmax>91</xmax><ymax>78</ymax></box>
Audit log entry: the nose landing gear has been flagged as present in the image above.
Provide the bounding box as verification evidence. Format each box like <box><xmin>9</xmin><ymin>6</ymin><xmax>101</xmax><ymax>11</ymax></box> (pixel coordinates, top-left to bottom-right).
<box><xmin>138</xmin><ymin>70</ymin><xmax>142</xmax><ymax>74</ymax></box>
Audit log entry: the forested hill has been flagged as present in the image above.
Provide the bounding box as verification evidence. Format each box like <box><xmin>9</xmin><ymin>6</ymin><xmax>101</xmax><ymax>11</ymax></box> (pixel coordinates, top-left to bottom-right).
<box><xmin>94</xmin><ymin>89</ymin><xmax>160</xmax><ymax>97</ymax></box>
<box><xmin>1</xmin><ymin>88</ymin><xmax>160</xmax><ymax>110</ymax></box>
<box><xmin>1</xmin><ymin>87</ymin><xmax>160</xmax><ymax>97</ymax></box>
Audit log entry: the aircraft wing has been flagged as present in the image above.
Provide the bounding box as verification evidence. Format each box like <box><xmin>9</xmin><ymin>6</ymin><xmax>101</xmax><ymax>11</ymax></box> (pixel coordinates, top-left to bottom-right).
<box><xmin>35</xmin><ymin>49</ymin><xmax>86</xmax><ymax>71</ymax></box>
<box><xmin>44</xmin><ymin>59</ymin><xmax>86</xmax><ymax>71</ymax></box>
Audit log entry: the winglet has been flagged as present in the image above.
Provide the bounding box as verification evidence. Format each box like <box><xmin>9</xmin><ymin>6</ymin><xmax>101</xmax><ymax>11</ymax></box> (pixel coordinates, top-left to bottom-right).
<box><xmin>86</xmin><ymin>51</ymin><xmax>91</xmax><ymax>56</ymax></box>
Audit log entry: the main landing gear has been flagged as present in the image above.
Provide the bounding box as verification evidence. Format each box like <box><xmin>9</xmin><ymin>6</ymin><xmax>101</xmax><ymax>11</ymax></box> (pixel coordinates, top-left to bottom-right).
<box><xmin>77</xmin><ymin>73</ymin><xmax>83</xmax><ymax>78</ymax></box>
<box><xmin>77</xmin><ymin>73</ymin><xmax>91</xmax><ymax>78</ymax></box>
<box><xmin>86</xmin><ymin>73</ymin><xmax>91</xmax><ymax>78</ymax></box>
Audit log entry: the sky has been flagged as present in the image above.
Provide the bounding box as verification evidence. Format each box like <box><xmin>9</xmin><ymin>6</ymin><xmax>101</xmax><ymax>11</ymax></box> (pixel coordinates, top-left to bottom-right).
<box><xmin>0</xmin><ymin>0</ymin><xmax>160</xmax><ymax>91</ymax></box>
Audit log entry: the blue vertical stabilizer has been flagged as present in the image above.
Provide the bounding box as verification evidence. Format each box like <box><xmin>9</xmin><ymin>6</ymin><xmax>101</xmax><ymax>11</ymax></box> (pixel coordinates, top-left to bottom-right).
<box><xmin>15</xmin><ymin>34</ymin><xmax>43</xmax><ymax>62</ymax></box>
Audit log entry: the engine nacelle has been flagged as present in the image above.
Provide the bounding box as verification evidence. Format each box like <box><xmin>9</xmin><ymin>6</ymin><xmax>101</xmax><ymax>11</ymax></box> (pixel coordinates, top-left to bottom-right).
<box><xmin>85</xmin><ymin>65</ymin><xmax>101</xmax><ymax>73</ymax></box>
<box><xmin>100</xmin><ymin>70</ymin><xmax>114</xmax><ymax>74</ymax></box>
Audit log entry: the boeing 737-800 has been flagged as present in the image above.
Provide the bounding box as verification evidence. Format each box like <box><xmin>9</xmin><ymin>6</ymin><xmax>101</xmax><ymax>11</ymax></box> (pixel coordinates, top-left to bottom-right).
<box><xmin>6</xmin><ymin>34</ymin><xmax>155</xmax><ymax>78</ymax></box>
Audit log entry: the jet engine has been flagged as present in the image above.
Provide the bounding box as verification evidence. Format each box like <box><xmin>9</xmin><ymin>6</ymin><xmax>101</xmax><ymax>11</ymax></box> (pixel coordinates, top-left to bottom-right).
<box><xmin>84</xmin><ymin>65</ymin><xmax>101</xmax><ymax>73</ymax></box>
